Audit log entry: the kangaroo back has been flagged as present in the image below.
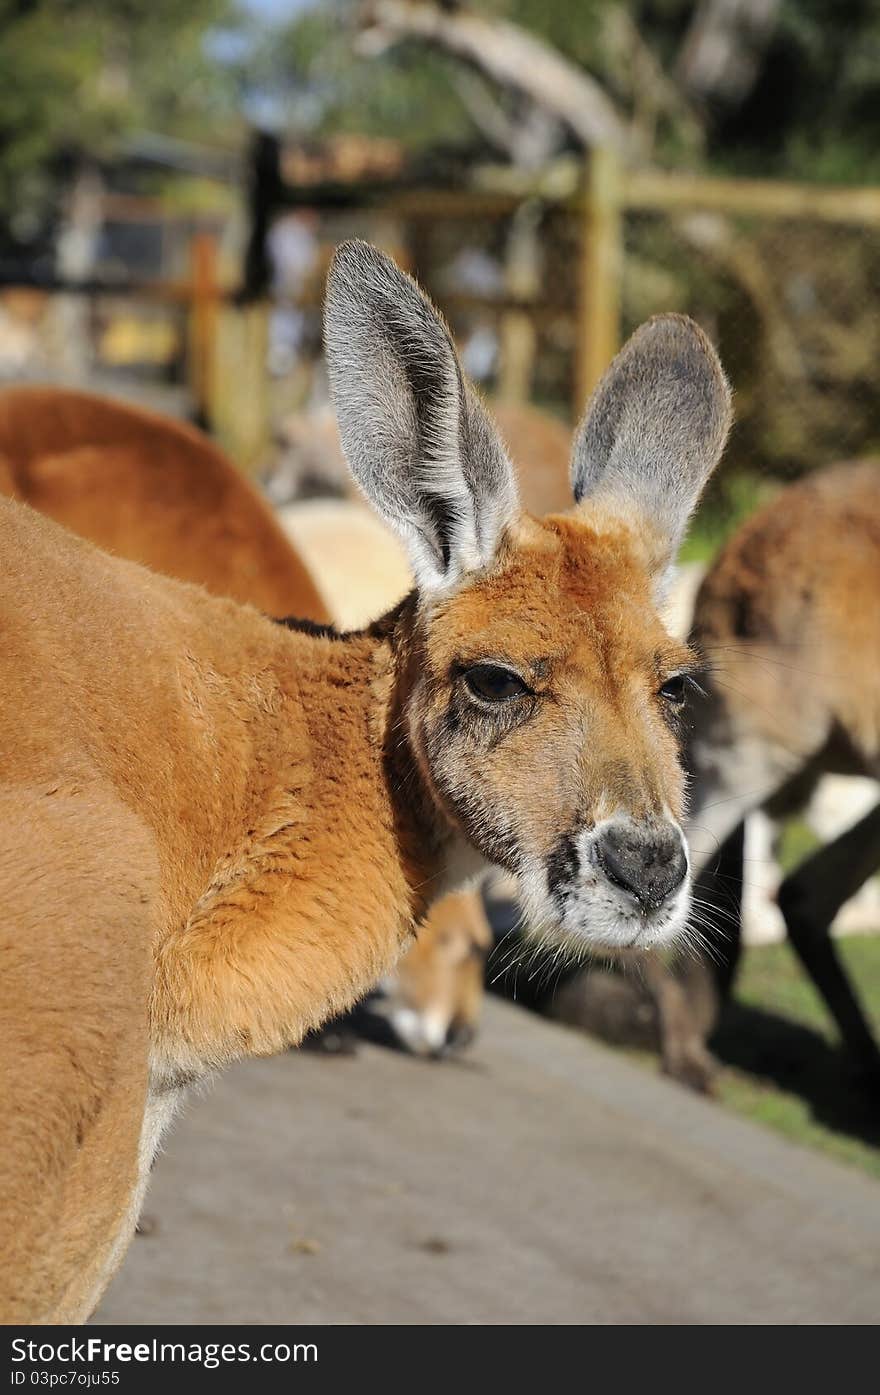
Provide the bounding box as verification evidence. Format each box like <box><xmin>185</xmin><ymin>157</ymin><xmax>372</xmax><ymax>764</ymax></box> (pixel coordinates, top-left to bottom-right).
<box><xmin>692</xmin><ymin>460</ymin><xmax>880</xmax><ymax>773</ymax></box>
<box><xmin>0</xmin><ymin>386</ymin><xmax>330</xmax><ymax>622</ymax></box>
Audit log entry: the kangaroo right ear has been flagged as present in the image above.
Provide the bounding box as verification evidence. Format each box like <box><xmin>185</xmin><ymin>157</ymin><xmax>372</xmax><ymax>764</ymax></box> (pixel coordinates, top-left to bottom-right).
<box><xmin>571</xmin><ymin>314</ymin><xmax>732</xmax><ymax>584</ymax></box>
<box><xmin>323</xmin><ymin>240</ymin><xmax>518</xmax><ymax>596</ymax></box>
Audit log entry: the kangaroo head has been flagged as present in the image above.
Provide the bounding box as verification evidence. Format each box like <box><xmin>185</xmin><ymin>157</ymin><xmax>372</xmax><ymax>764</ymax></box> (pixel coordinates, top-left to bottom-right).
<box><xmin>324</xmin><ymin>241</ymin><xmax>731</xmax><ymax>951</ymax></box>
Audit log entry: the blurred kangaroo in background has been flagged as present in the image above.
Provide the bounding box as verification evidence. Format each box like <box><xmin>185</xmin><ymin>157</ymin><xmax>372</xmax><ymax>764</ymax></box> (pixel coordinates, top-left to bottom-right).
<box><xmin>0</xmin><ymin>386</ymin><xmax>329</xmax><ymax>621</ymax></box>
<box><xmin>676</xmin><ymin>460</ymin><xmax>880</xmax><ymax>1092</ymax></box>
<box><xmin>491</xmin><ymin>462</ymin><xmax>880</xmax><ymax>1098</ymax></box>
<box><xmin>267</xmin><ymin>398</ymin><xmax>574</xmax><ymax>517</ymax></box>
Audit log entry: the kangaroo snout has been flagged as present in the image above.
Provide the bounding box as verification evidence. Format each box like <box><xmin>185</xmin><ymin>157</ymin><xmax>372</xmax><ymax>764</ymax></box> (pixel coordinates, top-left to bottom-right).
<box><xmin>593</xmin><ymin>818</ymin><xmax>688</xmax><ymax>912</ymax></box>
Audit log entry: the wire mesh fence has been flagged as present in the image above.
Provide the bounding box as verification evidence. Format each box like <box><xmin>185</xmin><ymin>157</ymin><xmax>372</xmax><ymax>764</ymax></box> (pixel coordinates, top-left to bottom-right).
<box><xmin>622</xmin><ymin>207</ymin><xmax>880</xmax><ymax>480</ymax></box>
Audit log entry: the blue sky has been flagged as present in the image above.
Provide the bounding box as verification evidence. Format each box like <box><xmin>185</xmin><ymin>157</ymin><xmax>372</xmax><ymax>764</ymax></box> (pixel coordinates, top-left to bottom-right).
<box><xmin>238</xmin><ymin>0</ymin><xmax>317</xmax><ymax>20</ymax></box>
<box><xmin>206</xmin><ymin>0</ymin><xmax>318</xmax><ymax>67</ymax></box>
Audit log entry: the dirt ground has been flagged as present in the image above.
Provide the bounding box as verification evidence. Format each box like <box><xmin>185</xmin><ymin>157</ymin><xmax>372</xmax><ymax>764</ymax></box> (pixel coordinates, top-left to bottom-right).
<box><xmin>96</xmin><ymin>997</ymin><xmax>880</xmax><ymax>1325</ymax></box>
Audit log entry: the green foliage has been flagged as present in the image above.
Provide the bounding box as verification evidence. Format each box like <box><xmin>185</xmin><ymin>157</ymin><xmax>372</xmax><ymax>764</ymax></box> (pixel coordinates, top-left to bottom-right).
<box><xmin>0</xmin><ymin>0</ymin><xmax>235</xmax><ymax>236</ymax></box>
<box><xmin>227</xmin><ymin>0</ymin><xmax>623</xmax><ymax>157</ymax></box>
<box><xmin>486</xmin><ymin>0</ymin><xmax>610</xmax><ymax>68</ymax></box>
<box><xmin>232</xmin><ymin>2</ymin><xmax>476</xmax><ymax>153</ymax></box>
<box><xmin>259</xmin><ymin>0</ymin><xmax>880</xmax><ymax>183</ymax></box>
<box><xmin>5</xmin><ymin>0</ymin><xmax>880</xmax><ymax>231</ymax></box>
<box><xmin>773</xmin><ymin>0</ymin><xmax>880</xmax><ymax>181</ymax></box>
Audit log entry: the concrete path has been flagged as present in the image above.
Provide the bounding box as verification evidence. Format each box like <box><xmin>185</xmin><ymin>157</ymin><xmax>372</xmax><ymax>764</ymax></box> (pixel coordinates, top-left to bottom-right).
<box><xmin>96</xmin><ymin>998</ymin><xmax>880</xmax><ymax>1325</ymax></box>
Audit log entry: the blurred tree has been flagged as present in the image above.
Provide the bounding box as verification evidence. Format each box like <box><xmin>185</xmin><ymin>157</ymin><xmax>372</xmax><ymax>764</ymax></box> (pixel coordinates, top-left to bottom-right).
<box><xmin>0</xmin><ymin>0</ymin><xmax>236</xmax><ymax>241</ymax></box>
<box><xmin>238</xmin><ymin>0</ymin><xmax>880</xmax><ymax>182</ymax></box>
<box><xmin>711</xmin><ymin>0</ymin><xmax>880</xmax><ymax>180</ymax></box>
<box><xmin>228</xmin><ymin>0</ymin><xmax>480</xmax><ymax>155</ymax></box>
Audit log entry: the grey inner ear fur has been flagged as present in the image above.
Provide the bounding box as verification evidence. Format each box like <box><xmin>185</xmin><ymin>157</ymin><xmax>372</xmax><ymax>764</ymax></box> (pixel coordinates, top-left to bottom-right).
<box><xmin>571</xmin><ymin>314</ymin><xmax>732</xmax><ymax>555</ymax></box>
<box><xmin>323</xmin><ymin>239</ymin><xmax>517</xmax><ymax>588</ymax></box>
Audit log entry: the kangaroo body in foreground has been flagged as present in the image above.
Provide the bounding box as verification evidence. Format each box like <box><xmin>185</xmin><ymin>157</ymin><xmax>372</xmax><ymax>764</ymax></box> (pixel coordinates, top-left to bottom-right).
<box><xmin>0</xmin><ymin>390</ymin><xmax>491</xmax><ymax>1056</ymax></box>
<box><xmin>0</xmin><ymin>241</ymin><xmax>730</xmax><ymax>1321</ymax></box>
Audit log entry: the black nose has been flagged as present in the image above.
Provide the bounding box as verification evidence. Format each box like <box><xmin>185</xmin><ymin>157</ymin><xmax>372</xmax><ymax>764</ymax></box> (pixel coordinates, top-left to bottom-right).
<box><xmin>445</xmin><ymin>1019</ymin><xmax>476</xmax><ymax>1052</ymax></box>
<box><xmin>594</xmin><ymin>821</ymin><xmax>688</xmax><ymax>911</ymax></box>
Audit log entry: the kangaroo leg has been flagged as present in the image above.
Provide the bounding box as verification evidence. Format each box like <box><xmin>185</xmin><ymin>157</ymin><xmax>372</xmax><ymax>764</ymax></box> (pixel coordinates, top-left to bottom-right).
<box><xmin>0</xmin><ymin>785</ymin><xmax>155</xmax><ymax>1322</ymax></box>
<box><xmin>777</xmin><ymin>800</ymin><xmax>880</xmax><ymax>1083</ymax></box>
<box><xmin>641</xmin><ymin>953</ymin><xmax>721</xmax><ymax>1094</ymax></box>
<box><xmin>692</xmin><ymin>820</ymin><xmax>745</xmax><ymax>999</ymax></box>
<box><xmin>649</xmin><ymin>726</ymin><xmax>788</xmax><ymax>1092</ymax></box>
<box><xmin>645</xmin><ymin>820</ymin><xmax>747</xmax><ymax>1093</ymax></box>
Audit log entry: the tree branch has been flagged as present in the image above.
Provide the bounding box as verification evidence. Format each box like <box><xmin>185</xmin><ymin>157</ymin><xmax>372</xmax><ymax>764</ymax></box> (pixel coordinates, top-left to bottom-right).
<box><xmin>451</xmin><ymin>70</ymin><xmax>565</xmax><ymax>168</ymax></box>
<box><xmin>601</xmin><ymin>7</ymin><xmax>704</xmax><ymax>156</ymax></box>
<box><xmin>355</xmin><ymin>0</ymin><xmax>634</xmax><ymax>156</ymax></box>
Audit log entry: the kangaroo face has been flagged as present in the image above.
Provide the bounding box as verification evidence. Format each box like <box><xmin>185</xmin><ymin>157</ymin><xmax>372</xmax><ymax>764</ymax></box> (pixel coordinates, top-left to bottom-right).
<box><xmin>324</xmin><ymin>241</ymin><xmax>731</xmax><ymax>952</ymax></box>
<box><xmin>409</xmin><ymin>513</ymin><xmax>697</xmax><ymax>949</ymax></box>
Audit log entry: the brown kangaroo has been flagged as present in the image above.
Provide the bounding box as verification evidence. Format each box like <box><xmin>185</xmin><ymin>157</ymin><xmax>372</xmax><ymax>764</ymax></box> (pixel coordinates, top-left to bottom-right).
<box><xmin>670</xmin><ymin>459</ymin><xmax>880</xmax><ymax>1090</ymax></box>
<box><xmin>0</xmin><ymin>386</ymin><xmax>329</xmax><ymax>622</ymax></box>
<box><xmin>281</xmin><ymin>496</ymin><xmax>495</xmax><ymax>1052</ymax></box>
<box><xmin>0</xmin><ymin>240</ymin><xmax>730</xmax><ymax>1321</ymax></box>
<box><xmin>0</xmin><ymin>390</ymin><xmax>491</xmax><ymax>1057</ymax></box>
<box><xmin>548</xmin><ymin>463</ymin><xmax>880</xmax><ymax>1093</ymax></box>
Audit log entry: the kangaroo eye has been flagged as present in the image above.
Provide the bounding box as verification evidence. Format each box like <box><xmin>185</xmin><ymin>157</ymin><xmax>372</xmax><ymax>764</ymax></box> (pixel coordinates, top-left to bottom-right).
<box><xmin>658</xmin><ymin>674</ymin><xmax>687</xmax><ymax>705</ymax></box>
<box><xmin>464</xmin><ymin>664</ymin><xmax>532</xmax><ymax>703</ymax></box>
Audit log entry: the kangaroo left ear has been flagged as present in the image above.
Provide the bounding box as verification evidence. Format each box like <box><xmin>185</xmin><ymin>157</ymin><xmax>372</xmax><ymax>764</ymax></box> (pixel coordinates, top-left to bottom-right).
<box><xmin>323</xmin><ymin>240</ymin><xmax>519</xmax><ymax>596</ymax></box>
<box><xmin>570</xmin><ymin>314</ymin><xmax>732</xmax><ymax>585</ymax></box>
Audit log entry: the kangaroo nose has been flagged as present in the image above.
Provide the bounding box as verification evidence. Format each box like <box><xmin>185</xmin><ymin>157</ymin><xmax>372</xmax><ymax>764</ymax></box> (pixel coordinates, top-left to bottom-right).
<box><xmin>444</xmin><ymin>1018</ymin><xmax>476</xmax><ymax>1053</ymax></box>
<box><xmin>595</xmin><ymin>821</ymin><xmax>688</xmax><ymax>911</ymax></box>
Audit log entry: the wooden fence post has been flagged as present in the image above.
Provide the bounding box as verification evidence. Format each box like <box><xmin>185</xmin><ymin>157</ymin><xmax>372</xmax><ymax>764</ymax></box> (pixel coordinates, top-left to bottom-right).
<box><xmin>497</xmin><ymin>199</ymin><xmax>542</xmax><ymax>405</ymax></box>
<box><xmin>189</xmin><ymin>231</ymin><xmax>219</xmax><ymax>428</ymax></box>
<box><xmin>575</xmin><ymin>146</ymin><xmax>623</xmax><ymax>413</ymax></box>
<box><xmin>210</xmin><ymin>301</ymin><xmax>270</xmax><ymax>472</ymax></box>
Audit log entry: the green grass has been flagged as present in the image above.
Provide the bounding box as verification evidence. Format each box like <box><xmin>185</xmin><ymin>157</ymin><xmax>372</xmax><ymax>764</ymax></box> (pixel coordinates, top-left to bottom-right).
<box><xmin>774</xmin><ymin>817</ymin><xmax>821</xmax><ymax>874</ymax></box>
<box><xmin>710</xmin><ymin>936</ymin><xmax>880</xmax><ymax>1178</ymax></box>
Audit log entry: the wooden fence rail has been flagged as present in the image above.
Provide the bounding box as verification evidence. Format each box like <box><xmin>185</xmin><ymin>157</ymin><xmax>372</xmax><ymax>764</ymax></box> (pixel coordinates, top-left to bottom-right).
<box><xmin>3</xmin><ymin>150</ymin><xmax>879</xmax><ymax>463</ymax></box>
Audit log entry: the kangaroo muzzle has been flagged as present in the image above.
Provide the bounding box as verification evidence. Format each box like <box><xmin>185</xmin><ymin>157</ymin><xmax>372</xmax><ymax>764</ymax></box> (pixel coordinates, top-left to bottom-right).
<box><xmin>593</xmin><ymin>818</ymin><xmax>688</xmax><ymax>912</ymax></box>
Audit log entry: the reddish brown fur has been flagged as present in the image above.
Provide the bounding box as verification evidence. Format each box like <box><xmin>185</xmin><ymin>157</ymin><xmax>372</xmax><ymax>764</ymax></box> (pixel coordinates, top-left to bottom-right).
<box><xmin>417</xmin><ymin>514</ymin><xmax>693</xmax><ymax>880</ymax></box>
<box><xmin>0</xmin><ymin>504</ymin><xmax>434</xmax><ymax>1320</ymax></box>
<box><xmin>492</xmin><ymin>402</ymin><xmax>573</xmax><ymax>516</ymax></box>
<box><xmin>0</xmin><ymin>387</ymin><xmax>330</xmax><ymax>621</ymax></box>
<box><xmin>693</xmin><ymin>460</ymin><xmax>880</xmax><ymax>766</ymax></box>
<box><xmin>0</xmin><ymin>254</ymin><xmax>727</xmax><ymax>1320</ymax></box>
<box><xmin>649</xmin><ymin>460</ymin><xmax>880</xmax><ymax>1089</ymax></box>
<box><xmin>0</xmin><ymin>389</ymin><xmax>490</xmax><ymax>1056</ymax></box>
<box><xmin>0</xmin><ymin>495</ymin><xmax>691</xmax><ymax>1319</ymax></box>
